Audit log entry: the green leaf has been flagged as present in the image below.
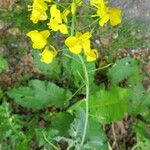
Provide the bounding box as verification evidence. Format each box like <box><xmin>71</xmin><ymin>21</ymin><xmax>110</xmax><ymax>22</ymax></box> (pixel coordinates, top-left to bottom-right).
<box><xmin>89</xmin><ymin>86</ymin><xmax>129</xmax><ymax>124</ymax></box>
<box><xmin>7</xmin><ymin>80</ymin><xmax>72</xmax><ymax>110</ymax></box>
<box><xmin>0</xmin><ymin>7</ymin><xmax>8</xmax><ymax>13</ymax></box>
<box><xmin>134</xmin><ymin>122</ymin><xmax>150</xmax><ymax>150</ymax></box>
<box><xmin>0</xmin><ymin>56</ymin><xmax>8</xmax><ymax>73</ymax></box>
<box><xmin>128</xmin><ymin>83</ymin><xmax>150</xmax><ymax>116</ymax></box>
<box><xmin>84</xmin><ymin>117</ymin><xmax>108</xmax><ymax>150</ymax></box>
<box><xmin>0</xmin><ymin>101</ymin><xmax>26</xmax><ymax>148</ymax></box>
<box><xmin>50</xmin><ymin>112</ymin><xmax>74</xmax><ymax>137</ymax></box>
<box><xmin>69</xmin><ymin>109</ymin><xmax>108</xmax><ymax>150</ymax></box>
<box><xmin>108</xmin><ymin>57</ymin><xmax>141</xmax><ymax>84</ymax></box>
<box><xmin>15</xmin><ymin>138</ymin><xmax>30</xmax><ymax>150</ymax></box>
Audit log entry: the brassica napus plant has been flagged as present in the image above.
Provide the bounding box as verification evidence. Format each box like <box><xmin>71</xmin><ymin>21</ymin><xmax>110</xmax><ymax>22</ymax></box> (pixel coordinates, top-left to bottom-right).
<box><xmin>26</xmin><ymin>0</ymin><xmax>123</xmax><ymax>149</ymax></box>
<box><xmin>1</xmin><ymin>0</ymin><xmax>149</xmax><ymax>149</ymax></box>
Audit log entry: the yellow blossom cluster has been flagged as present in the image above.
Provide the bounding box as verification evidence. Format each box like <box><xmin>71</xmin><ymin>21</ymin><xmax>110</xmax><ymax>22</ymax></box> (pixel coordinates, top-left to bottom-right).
<box><xmin>27</xmin><ymin>0</ymin><xmax>122</xmax><ymax>64</ymax></box>
<box><xmin>47</xmin><ymin>5</ymin><xmax>68</xmax><ymax>34</ymax></box>
<box><xmin>28</xmin><ymin>0</ymin><xmax>51</xmax><ymax>24</ymax></box>
<box><xmin>90</xmin><ymin>0</ymin><xmax>122</xmax><ymax>26</ymax></box>
<box><xmin>65</xmin><ymin>32</ymin><xmax>98</xmax><ymax>61</ymax></box>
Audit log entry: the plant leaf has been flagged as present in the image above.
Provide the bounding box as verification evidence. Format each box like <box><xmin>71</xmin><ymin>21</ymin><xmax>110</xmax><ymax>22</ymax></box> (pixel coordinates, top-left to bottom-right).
<box><xmin>69</xmin><ymin>109</ymin><xmax>108</xmax><ymax>150</ymax></box>
<box><xmin>50</xmin><ymin>112</ymin><xmax>74</xmax><ymax>137</ymax></box>
<box><xmin>89</xmin><ymin>86</ymin><xmax>129</xmax><ymax>124</ymax></box>
<box><xmin>108</xmin><ymin>57</ymin><xmax>141</xmax><ymax>84</ymax></box>
<box><xmin>128</xmin><ymin>83</ymin><xmax>150</xmax><ymax>116</ymax></box>
<box><xmin>7</xmin><ymin>80</ymin><xmax>72</xmax><ymax>110</ymax></box>
<box><xmin>0</xmin><ymin>55</ymin><xmax>8</xmax><ymax>73</ymax></box>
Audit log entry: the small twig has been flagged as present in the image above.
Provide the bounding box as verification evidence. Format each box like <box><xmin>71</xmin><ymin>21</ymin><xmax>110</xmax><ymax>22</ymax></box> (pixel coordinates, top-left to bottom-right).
<box><xmin>63</xmin><ymin>53</ymin><xmax>81</xmax><ymax>64</ymax></box>
<box><xmin>67</xmin><ymin>84</ymin><xmax>85</xmax><ymax>102</ymax></box>
<box><xmin>131</xmin><ymin>143</ymin><xmax>140</xmax><ymax>150</ymax></box>
<box><xmin>108</xmin><ymin>142</ymin><xmax>113</xmax><ymax>150</ymax></box>
<box><xmin>88</xmin><ymin>63</ymin><xmax>114</xmax><ymax>73</ymax></box>
<box><xmin>111</xmin><ymin>122</ymin><xmax>118</xmax><ymax>149</ymax></box>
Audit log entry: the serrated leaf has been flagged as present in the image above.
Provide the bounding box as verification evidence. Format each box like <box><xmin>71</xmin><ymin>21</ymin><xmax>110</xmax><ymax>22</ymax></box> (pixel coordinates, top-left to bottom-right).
<box><xmin>108</xmin><ymin>57</ymin><xmax>140</xmax><ymax>84</ymax></box>
<box><xmin>7</xmin><ymin>80</ymin><xmax>72</xmax><ymax>110</ymax></box>
<box><xmin>89</xmin><ymin>86</ymin><xmax>129</xmax><ymax>124</ymax></box>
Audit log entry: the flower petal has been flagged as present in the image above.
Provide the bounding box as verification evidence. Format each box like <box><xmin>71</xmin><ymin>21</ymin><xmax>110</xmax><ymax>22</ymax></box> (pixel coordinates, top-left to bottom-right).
<box><xmin>27</xmin><ymin>30</ymin><xmax>49</xmax><ymax>49</ymax></box>
<box><xmin>109</xmin><ymin>8</ymin><xmax>122</xmax><ymax>26</ymax></box>
<box><xmin>65</xmin><ymin>36</ymin><xmax>82</xmax><ymax>54</ymax></box>
<box><xmin>40</xmin><ymin>48</ymin><xmax>57</xmax><ymax>64</ymax></box>
<box><xmin>86</xmin><ymin>49</ymin><xmax>98</xmax><ymax>62</ymax></box>
<box><xmin>82</xmin><ymin>40</ymin><xmax>91</xmax><ymax>53</ymax></box>
<box><xmin>59</xmin><ymin>24</ymin><xmax>68</xmax><ymax>34</ymax></box>
<box><xmin>40</xmin><ymin>30</ymin><xmax>50</xmax><ymax>39</ymax></box>
<box><xmin>81</xmin><ymin>32</ymin><xmax>92</xmax><ymax>40</ymax></box>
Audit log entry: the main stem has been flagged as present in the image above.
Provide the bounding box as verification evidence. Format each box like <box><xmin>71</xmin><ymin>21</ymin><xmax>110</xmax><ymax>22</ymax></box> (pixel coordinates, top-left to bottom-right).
<box><xmin>70</xmin><ymin>4</ymin><xmax>90</xmax><ymax>148</ymax></box>
<box><xmin>78</xmin><ymin>55</ymin><xmax>89</xmax><ymax>148</ymax></box>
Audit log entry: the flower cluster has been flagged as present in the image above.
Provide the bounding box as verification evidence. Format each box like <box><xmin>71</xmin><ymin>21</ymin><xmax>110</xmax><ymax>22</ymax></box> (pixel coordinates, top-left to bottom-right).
<box><xmin>91</xmin><ymin>0</ymin><xmax>122</xmax><ymax>26</ymax></box>
<box><xmin>27</xmin><ymin>0</ymin><xmax>122</xmax><ymax>64</ymax></box>
<box><xmin>47</xmin><ymin>5</ymin><xmax>68</xmax><ymax>34</ymax></box>
<box><xmin>28</xmin><ymin>0</ymin><xmax>52</xmax><ymax>24</ymax></box>
<box><xmin>65</xmin><ymin>32</ymin><xmax>98</xmax><ymax>61</ymax></box>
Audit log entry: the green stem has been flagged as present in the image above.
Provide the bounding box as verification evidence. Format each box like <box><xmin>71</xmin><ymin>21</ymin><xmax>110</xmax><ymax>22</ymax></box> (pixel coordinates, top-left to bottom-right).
<box><xmin>71</xmin><ymin>13</ymin><xmax>76</xmax><ymax>36</ymax></box>
<box><xmin>70</xmin><ymin>2</ymin><xmax>89</xmax><ymax>148</ymax></box>
<box><xmin>78</xmin><ymin>55</ymin><xmax>90</xmax><ymax>148</ymax></box>
<box><xmin>88</xmin><ymin>63</ymin><xmax>114</xmax><ymax>73</ymax></box>
<box><xmin>42</xmin><ymin>132</ymin><xmax>59</xmax><ymax>150</ymax></box>
<box><xmin>131</xmin><ymin>143</ymin><xmax>140</xmax><ymax>150</ymax></box>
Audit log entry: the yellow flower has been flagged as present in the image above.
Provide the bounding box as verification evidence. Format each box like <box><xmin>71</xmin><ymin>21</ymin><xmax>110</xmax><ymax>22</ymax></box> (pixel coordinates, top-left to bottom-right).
<box><xmin>27</xmin><ymin>30</ymin><xmax>50</xmax><ymax>49</ymax></box>
<box><xmin>91</xmin><ymin>0</ymin><xmax>122</xmax><ymax>26</ymax></box>
<box><xmin>108</xmin><ymin>8</ymin><xmax>122</xmax><ymax>26</ymax></box>
<box><xmin>29</xmin><ymin>0</ymin><xmax>49</xmax><ymax>24</ymax></box>
<box><xmin>86</xmin><ymin>49</ymin><xmax>98</xmax><ymax>62</ymax></box>
<box><xmin>65</xmin><ymin>32</ymin><xmax>91</xmax><ymax>54</ymax></box>
<box><xmin>47</xmin><ymin>5</ymin><xmax>68</xmax><ymax>34</ymax></box>
<box><xmin>65</xmin><ymin>32</ymin><xmax>98</xmax><ymax>62</ymax></box>
<box><xmin>40</xmin><ymin>46</ymin><xmax>57</xmax><ymax>64</ymax></box>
